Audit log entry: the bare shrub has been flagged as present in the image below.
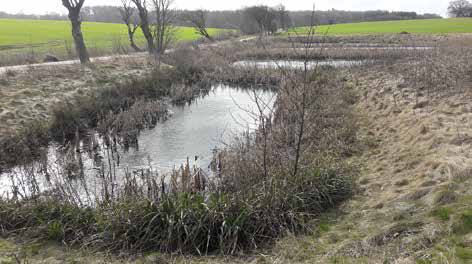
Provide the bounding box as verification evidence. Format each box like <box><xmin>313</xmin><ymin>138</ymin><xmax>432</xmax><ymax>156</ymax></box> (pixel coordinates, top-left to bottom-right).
<box><xmin>405</xmin><ymin>43</ymin><xmax>472</xmax><ymax>97</ymax></box>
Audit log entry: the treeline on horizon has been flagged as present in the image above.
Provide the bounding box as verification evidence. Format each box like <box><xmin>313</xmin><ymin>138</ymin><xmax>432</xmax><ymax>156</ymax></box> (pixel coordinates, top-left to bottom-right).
<box><xmin>0</xmin><ymin>6</ymin><xmax>442</xmax><ymax>30</ymax></box>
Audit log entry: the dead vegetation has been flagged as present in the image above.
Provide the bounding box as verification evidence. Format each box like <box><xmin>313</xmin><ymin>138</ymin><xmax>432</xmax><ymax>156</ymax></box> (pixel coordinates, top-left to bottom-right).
<box><xmin>0</xmin><ymin>31</ymin><xmax>361</xmax><ymax>261</ymax></box>
<box><xmin>267</xmin><ymin>34</ymin><xmax>472</xmax><ymax>263</ymax></box>
<box><xmin>2</xmin><ymin>32</ymin><xmax>472</xmax><ymax>263</ymax></box>
<box><xmin>0</xmin><ymin>57</ymin><xmax>150</xmax><ymax>138</ymax></box>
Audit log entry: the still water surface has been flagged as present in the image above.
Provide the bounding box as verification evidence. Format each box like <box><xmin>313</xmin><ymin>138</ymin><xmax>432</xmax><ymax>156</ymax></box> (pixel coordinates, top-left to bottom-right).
<box><xmin>0</xmin><ymin>85</ymin><xmax>275</xmax><ymax>198</ymax></box>
<box><xmin>119</xmin><ymin>85</ymin><xmax>275</xmax><ymax>172</ymax></box>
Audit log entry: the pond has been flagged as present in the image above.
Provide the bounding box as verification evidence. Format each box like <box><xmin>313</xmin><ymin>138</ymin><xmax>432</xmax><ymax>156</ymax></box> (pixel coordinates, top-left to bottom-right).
<box><xmin>0</xmin><ymin>85</ymin><xmax>276</xmax><ymax>199</ymax></box>
<box><xmin>119</xmin><ymin>85</ymin><xmax>275</xmax><ymax>172</ymax></box>
<box><xmin>234</xmin><ymin>59</ymin><xmax>368</xmax><ymax>69</ymax></box>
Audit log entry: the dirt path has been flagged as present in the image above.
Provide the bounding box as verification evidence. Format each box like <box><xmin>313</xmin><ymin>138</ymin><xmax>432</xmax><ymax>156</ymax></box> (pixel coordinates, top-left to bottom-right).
<box><xmin>0</xmin><ymin>53</ymin><xmax>147</xmax><ymax>75</ymax></box>
<box><xmin>0</xmin><ymin>36</ymin><xmax>254</xmax><ymax>75</ymax></box>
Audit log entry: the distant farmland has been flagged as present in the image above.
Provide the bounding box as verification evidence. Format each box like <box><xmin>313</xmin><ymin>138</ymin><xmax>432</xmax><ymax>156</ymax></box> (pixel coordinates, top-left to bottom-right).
<box><xmin>288</xmin><ymin>18</ymin><xmax>472</xmax><ymax>35</ymax></box>
<box><xmin>0</xmin><ymin>19</ymin><xmax>226</xmax><ymax>61</ymax></box>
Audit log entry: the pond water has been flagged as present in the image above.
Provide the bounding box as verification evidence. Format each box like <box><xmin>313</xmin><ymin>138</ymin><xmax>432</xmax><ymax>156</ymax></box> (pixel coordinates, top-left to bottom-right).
<box><xmin>0</xmin><ymin>85</ymin><xmax>276</xmax><ymax>198</ymax></box>
<box><xmin>292</xmin><ymin>42</ymin><xmax>434</xmax><ymax>49</ymax></box>
<box><xmin>119</xmin><ymin>85</ymin><xmax>275</xmax><ymax>172</ymax></box>
<box><xmin>234</xmin><ymin>59</ymin><xmax>367</xmax><ymax>69</ymax></box>
<box><xmin>3</xmin><ymin>58</ymin><xmax>360</xmax><ymax>198</ymax></box>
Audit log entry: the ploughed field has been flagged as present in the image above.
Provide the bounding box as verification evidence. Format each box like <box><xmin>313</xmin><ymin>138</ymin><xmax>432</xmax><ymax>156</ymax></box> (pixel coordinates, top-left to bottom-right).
<box><xmin>288</xmin><ymin>18</ymin><xmax>472</xmax><ymax>35</ymax></box>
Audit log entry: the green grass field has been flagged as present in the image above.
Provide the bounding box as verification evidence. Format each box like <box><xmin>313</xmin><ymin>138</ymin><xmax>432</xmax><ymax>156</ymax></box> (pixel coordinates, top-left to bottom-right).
<box><xmin>0</xmin><ymin>18</ymin><xmax>225</xmax><ymax>54</ymax></box>
<box><xmin>288</xmin><ymin>18</ymin><xmax>472</xmax><ymax>35</ymax></box>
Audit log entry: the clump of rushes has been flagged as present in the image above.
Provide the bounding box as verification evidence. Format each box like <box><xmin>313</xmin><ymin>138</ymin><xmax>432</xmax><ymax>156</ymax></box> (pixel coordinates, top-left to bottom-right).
<box><xmin>0</xmin><ymin>120</ymin><xmax>49</xmax><ymax>172</ymax></box>
<box><xmin>0</xmin><ymin>164</ymin><xmax>352</xmax><ymax>254</ymax></box>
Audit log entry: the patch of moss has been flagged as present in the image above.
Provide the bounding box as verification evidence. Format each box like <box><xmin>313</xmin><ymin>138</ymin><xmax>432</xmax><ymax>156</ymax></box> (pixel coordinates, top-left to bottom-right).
<box><xmin>456</xmin><ymin>247</ymin><xmax>472</xmax><ymax>261</ymax></box>
<box><xmin>0</xmin><ymin>256</ymin><xmax>16</xmax><ymax>264</ymax></box>
<box><xmin>318</xmin><ymin>220</ymin><xmax>331</xmax><ymax>233</ymax></box>
<box><xmin>431</xmin><ymin>207</ymin><xmax>453</xmax><ymax>221</ymax></box>
<box><xmin>0</xmin><ymin>240</ymin><xmax>15</xmax><ymax>252</ymax></box>
<box><xmin>453</xmin><ymin>211</ymin><xmax>472</xmax><ymax>235</ymax></box>
<box><xmin>95</xmin><ymin>78</ymin><xmax>112</xmax><ymax>85</ymax></box>
<box><xmin>415</xmin><ymin>259</ymin><xmax>432</xmax><ymax>264</ymax></box>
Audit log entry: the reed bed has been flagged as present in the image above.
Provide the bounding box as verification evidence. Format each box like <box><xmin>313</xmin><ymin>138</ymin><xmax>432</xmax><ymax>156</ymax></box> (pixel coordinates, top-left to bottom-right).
<box><xmin>232</xmin><ymin>44</ymin><xmax>433</xmax><ymax>62</ymax></box>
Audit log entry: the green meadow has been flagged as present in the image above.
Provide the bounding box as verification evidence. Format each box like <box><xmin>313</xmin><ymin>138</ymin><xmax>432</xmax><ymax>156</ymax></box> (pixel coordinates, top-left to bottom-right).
<box><xmin>288</xmin><ymin>18</ymin><xmax>472</xmax><ymax>35</ymax></box>
<box><xmin>0</xmin><ymin>18</ymin><xmax>224</xmax><ymax>54</ymax></box>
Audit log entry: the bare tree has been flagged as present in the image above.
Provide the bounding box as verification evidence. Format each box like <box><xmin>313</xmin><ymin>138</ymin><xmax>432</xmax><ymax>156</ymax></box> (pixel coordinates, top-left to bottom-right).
<box><xmin>276</xmin><ymin>4</ymin><xmax>289</xmax><ymax>31</ymax></box>
<box><xmin>152</xmin><ymin>0</ymin><xmax>175</xmax><ymax>55</ymax></box>
<box><xmin>185</xmin><ymin>10</ymin><xmax>213</xmax><ymax>41</ymax></box>
<box><xmin>62</xmin><ymin>0</ymin><xmax>90</xmax><ymax>63</ymax></box>
<box><xmin>131</xmin><ymin>0</ymin><xmax>155</xmax><ymax>53</ymax></box>
<box><xmin>244</xmin><ymin>6</ymin><xmax>278</xmax><ymax>36</ymax></box>
<box><xmin>448</xmin><ymin>0</ymin><xmax>472</xmax><ymax>17</ymax></box>
<box><xmin>119</xmin><ymin>0</ymin><xmax>142</xmax><ymax>52</ymax></box>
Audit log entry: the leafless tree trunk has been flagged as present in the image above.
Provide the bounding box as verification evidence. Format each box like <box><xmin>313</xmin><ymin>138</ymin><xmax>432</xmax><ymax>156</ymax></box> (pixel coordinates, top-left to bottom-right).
<box><xmin>120</xmin><ymin>0</ymin><xmax>142</xmax><ymax>52</ymax></box>
<box><xmin>260</xmin><ymin>4</ymin><xmax>319</xmax><ymax>177</ymax></box>
<box><xmin>277</xmin><ymin>4</ymin><xmax>288</xmax><ymax>31</ymax></box>
<box><xmin>131</xmin><ymin>0</ymin><xmax>155</xmax><ymax>54</ymax></box>
<box><xmin>152</xmin><ymin>0</ymin><xmax>175</xmax><ymax>55</ymax></box>
<box><xmin>186</xmin><ymin>10</ymin><xmax>213</xmax><ymax>42</ymax></box>
<box><xmin>62</xmin><ymin>0</ymin><xmax>90</xmax><ymax>64</ymax></box>
<box><xmin>291</xmin><ymin>5</ymin><xmax>317</xmax><ymax>177</ymax></box>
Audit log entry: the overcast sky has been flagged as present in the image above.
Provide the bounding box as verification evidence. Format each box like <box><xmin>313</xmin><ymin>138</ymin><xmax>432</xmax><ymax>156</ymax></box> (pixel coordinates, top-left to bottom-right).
<box><xmin>0</xmin><ymin>0</ymin><xmax>450</xmax><ymax>17</ymax></box>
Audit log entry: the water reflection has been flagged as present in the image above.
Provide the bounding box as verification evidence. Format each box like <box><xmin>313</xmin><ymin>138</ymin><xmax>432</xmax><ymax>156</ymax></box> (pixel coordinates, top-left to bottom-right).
<box><xmin>0</xmin><ymin>84</ymin><xmax>276</xmax><ymax>199</ymax></box>
<box><xmin>119</xmin><ymin>85</ymin><xmax>275</xmax><ymax>173</ymax></box>
<box><xmin>233</xmin><ymin>59</ymin><xmax>367</xmax><ymax>69</ymax></box>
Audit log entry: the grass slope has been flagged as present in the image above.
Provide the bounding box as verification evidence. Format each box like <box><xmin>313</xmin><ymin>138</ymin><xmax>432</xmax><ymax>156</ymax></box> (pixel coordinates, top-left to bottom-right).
<box><xmin>289</xmin><ymin>18</ymin><xmax>472</xmax><ymax>35</ymax></box>
<box><xmin>0</xmin><ymin>19</ymin><xmax>223</xmax><ymax>49</ymax></box>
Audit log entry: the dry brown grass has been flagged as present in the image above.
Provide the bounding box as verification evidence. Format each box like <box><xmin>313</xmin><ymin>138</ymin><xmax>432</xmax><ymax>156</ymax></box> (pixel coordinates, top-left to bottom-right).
<box><xmin>269</xmin><ymin>36</ymin><xmax>472</xmax><ymax>262</ymax></box>
<box><xmin>0</xmin><ymin>56</ymin><xmax>152</xmax><ymax>139</ymax></box>
<box><xmin>3</xmin><ymin>33</ymin><xmax>472</xmax><ymax>263</ymax></box>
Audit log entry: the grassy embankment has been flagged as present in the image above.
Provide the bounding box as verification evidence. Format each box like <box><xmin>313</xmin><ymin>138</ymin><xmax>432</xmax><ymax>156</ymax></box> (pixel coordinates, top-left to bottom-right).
<box><xmin>288</xmin><ymin>17</ymin><xmax>472</xmax><ymax>35</ymax></box>
<box><xmin>260</xmin><ymin>33</ymin><xmax>472</xmax><ymax>263</ymax></box>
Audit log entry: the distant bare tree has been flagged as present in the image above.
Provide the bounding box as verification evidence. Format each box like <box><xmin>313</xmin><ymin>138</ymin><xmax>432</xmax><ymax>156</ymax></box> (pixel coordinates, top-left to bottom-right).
<box><xmin>185</xmin><ymin>10</ymin><xmax>213</xmax><ymax>41</ymax></box>
<box><xmin>276</xmin><ymin>4</ymin><xmax>289</xmax><ymax>31</ymax></box>
<box><xmin>119</xmin><ymin>0</ymin><xmax>142</xmax><ymax>52</ymax></box>
<box><xmin>152</xmin><ymin>0</ymin><xmax>175</xmax><ymax>55</ymax></box>
<box><xmin>62</xmin><ymin>0</ymin><xmax>90</xmax><ymax>63</ymax></box>
<box><xmin>131</xmin><ymin>0</ymin><xmax>155</xmax><ymax>53</ymax></box>
<box><xmin>448</xmin><ymin>0</ymin><xmax>472</xmax><ymax>17</ymax></box>
<box><xmin>244</xmin><ymin>6</ymin><xmax>278</xmax><ymax>36</ymax></box>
